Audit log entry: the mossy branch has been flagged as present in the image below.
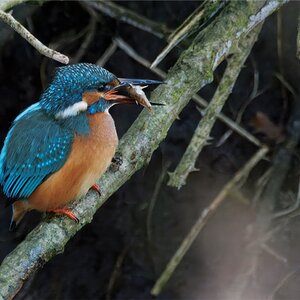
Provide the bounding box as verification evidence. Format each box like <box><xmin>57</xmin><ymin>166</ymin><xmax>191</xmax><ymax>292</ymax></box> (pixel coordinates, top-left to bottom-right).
<box><xmin>0</xmin><ymin>0</ymin><xmax>30</xmax><ymax>11</ymax></box>
<box><xmin>0</xmin><ymin>1</ymin><xmax>287</xmax><ymax>298</ymax></box>
<box><xmin>150</xmin><ymin>0</ymin><xmax>226</xmax><ymax>68</ymax></box>
<box><xmin>168</xmin><ymin>23</ymin><xmax>264</xmax><ymax>189</ymax></box>
<box><xmin>115</xmin><ymin>37</ymin><xmax>262</xmax><ymax>148</ymax></box>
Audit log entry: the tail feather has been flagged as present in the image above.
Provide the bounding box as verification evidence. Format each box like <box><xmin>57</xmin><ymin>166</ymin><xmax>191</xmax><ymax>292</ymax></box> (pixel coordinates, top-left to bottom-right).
<box><xmin>1</xmin><ymin>186</ymin><xmax>20</xmax><ymax>210</ymax></box>
<box><xmin>0</xmin><ymin>186</ymin><xmax>9</xmax><ymax>208</ymax></box>
<box><xmin>1</xmin><ymin>185</ymin><xmax>27</xmax><ymax>230</ymax></box>
<box><xmin>10</xmin><ymin>201</ymin><xmax>28</xmax><ymax>231</ymax></box>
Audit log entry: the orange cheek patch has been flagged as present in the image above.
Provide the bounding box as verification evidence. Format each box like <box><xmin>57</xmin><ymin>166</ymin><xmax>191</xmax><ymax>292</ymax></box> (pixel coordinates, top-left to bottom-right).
<box><xmin>107</xmin><ymin>79</ymin><xmax>120</xmax><ymax>87</ymax></box>
<box><xmin>82</xmin><ymin>91</ymin><xmax>103</xmax><ymax>105</ymax></box>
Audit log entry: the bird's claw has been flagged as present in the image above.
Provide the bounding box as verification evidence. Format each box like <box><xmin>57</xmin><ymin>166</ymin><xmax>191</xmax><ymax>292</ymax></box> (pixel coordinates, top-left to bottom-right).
<box><xmin>90</xmin><ymin>184</ymin><xmax>101</xmax><ymax>196</ymax></box>
<box><xmin>49</xmin><ymin>208</ymin><xmax>79</xmax><ymax>223</ymax></box>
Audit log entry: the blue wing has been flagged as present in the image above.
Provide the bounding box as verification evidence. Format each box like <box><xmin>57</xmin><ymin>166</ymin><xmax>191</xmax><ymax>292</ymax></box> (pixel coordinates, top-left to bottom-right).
<box><xmin>0</xmin><ymin>103</ymin><xmax>74</xmax><ymax>199</ymax></box>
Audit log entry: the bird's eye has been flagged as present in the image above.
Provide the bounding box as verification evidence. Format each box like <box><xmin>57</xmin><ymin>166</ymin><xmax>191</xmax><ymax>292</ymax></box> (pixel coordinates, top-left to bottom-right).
<box><xmin>97</xmin><ymin>85</ymin><xmax>104</xmax><ymax>92</ymax></box>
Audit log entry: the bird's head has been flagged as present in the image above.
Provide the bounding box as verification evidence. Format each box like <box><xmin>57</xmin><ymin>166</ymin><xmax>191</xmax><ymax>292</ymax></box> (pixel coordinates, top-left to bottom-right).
<box><xmin>40</xmin><ymin>63</ymin><xmax>118</xmax><ymax>117</ymax></box>
<box><xmin>39</xmin><ymin>63</ymin><xmax>163</xmax><ymax>134</ymax></box>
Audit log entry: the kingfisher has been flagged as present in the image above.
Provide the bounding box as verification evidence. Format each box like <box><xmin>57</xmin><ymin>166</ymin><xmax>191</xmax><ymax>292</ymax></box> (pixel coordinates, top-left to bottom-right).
<box><xmin>0</xmin><ymin>63</ymin><xmax>162</xmax><ymax>230</ymax></box>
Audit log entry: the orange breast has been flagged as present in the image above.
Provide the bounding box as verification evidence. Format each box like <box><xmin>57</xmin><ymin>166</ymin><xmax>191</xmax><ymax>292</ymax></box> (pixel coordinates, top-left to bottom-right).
<box><xmin>28</xmin><ymin>112</ymin><xmax>118</xmax><ymax>211</ymax></box>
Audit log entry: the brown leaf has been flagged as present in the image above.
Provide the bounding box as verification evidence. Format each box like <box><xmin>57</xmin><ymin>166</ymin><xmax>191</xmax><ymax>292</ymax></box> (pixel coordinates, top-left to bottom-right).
<box><xmin>250</xmin><ymin>112</ymin><xmax>285</xmax><ymax>143</ymax></box>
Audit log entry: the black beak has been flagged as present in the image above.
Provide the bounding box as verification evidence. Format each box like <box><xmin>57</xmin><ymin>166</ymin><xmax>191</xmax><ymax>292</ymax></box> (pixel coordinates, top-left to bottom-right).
<box><xmin>103</xmin><ymin>78</ymin><xmax>164</xmax><ymax>110</ymax></box>
<box><xmin>118</xmin><ymin>78</ymin><xmax>164</xmax><ymax>86</ymax></box>
<box><xmin>149</xmin><ymin>102</ymin><xmax>165</xmax><ymax>106</ymax></box>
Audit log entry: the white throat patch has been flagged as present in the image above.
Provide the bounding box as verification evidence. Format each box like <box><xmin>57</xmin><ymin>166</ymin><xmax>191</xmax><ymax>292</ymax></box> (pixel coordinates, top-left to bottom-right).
<box><xmin>55</xmin><ymin>101</ymin><xmax>88</xmax><ymax>119</ymax></box>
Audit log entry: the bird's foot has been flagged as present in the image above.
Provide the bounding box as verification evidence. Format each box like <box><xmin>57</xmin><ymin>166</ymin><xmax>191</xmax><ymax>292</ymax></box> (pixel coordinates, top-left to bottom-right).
<box><xmin>49</xmin><ymin>208</ymin><xmax>79</xmax><ymax>223</ymax></box>
<box><xmin>90</xmin><ymin>184</ymin><xmax>101</xmax><ymax>196</ymax></box>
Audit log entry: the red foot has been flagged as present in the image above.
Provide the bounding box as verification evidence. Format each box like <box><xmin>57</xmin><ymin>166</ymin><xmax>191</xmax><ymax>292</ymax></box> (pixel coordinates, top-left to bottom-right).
<box><xmin>90</xmin><ymin>184</ymin><xmax>101</xmax><ymax>196</ymax></box>
<box><xmin>49</xmin><ymin>208</ymin><xmax>79</xmax><ymax>223</ymax></box>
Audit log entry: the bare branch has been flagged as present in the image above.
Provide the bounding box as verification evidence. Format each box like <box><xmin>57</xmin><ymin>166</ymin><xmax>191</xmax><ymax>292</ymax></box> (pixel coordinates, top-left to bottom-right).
<box><xmin>71</xmin><ymin>16</ymin><xmax>97</xmax><ymax>63</ymax></box>
<box><xmin>0</xmin><ymin>9</ymin><xmax>69</xmax><ymax>64</ymax></box>
<box><xmin>96</xmin><ymin>41</ymin><xmax>118</xmax><ymax>67</ymax></box>
<box><xmin>151</xmin><ymin>0</ymin><xmax>226</xmax><ymax>68</ymax></box>
<box><xmin>146</xmin><ymin>162</ymin><xmax>170</xmax><ymax>243</ymax></box>
<box><xmin>168</xmin><ymin>23</ymin><xmax>264</xmax><ymax>189</ymax></box>
<box><xmin>243</xmin><ymin>0</ymin><xmax>289</xmax><ymax>35</ymax></box>
<box><xmin>268</xmin><ymin>268</ymin><xmax>300</xmax><ymax>300</ymax></box>
<box><xmin>151</xmin><ymin>146</ymin><xmax>269</xmax><ymax>296</ymax></box>
<box><xmin>0</xmin><ymin>0</ymin><xmax>31</xmax><ymax>11</ymax></box>
<box><xmin>297</xmin><ymin>11</ymin><xmax>300</xmax><ymax>60</ymax></box>
<box><xmin>115</xmin><ymin>37</ymin><xmax>262</xmax><ymax>147</ymax></box>
<box><xmin>84</xmin><ymin>1</ymin><xmax>171</xmax><ymax>39</ymax></box>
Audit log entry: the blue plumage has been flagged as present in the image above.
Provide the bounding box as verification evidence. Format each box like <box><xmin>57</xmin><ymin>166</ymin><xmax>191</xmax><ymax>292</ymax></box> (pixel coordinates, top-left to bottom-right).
<box><xmin>0</xmin><ymin>105</ymin><xmax>73</xmax><ymax>199</ymax></box>
<box><xmin>40</xmin><ymin>63</ymin><xmax>116</xmax><ymax>115</ymax></box>
<box><xmin>88</xmin><ymin>99</ymin><xmax>111</xmax><ymax>114</ymax></box>
<box><xmin>0</xmin><ymin>63</ymin><xmax>115</xmax><ymax>201</ymax></box>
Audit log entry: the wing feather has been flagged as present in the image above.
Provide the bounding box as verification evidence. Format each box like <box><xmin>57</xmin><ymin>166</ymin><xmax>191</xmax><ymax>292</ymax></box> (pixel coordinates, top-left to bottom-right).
<box><xmin>0</xmin><ymin>104</ymin><xmax>74</xmax><ymax>200</ymax></box>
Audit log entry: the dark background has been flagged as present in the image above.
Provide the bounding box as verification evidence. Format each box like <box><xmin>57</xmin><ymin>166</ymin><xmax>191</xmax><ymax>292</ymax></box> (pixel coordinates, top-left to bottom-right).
<box><xmin>0</xmin><ymin>1</ymin><xmax>300</xmax><ymax>299</ymax></box>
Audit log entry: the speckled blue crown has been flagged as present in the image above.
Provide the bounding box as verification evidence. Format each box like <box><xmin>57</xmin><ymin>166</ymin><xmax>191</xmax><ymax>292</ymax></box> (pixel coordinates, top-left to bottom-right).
<box><xmin>40</xmin><ymin>63</ymin><xmax>116</xmax><ymax>115</ymax></box>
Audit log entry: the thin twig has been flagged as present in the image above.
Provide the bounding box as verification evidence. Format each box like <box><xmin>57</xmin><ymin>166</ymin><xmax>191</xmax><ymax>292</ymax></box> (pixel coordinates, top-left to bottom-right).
<box><xmin>114</xmin><ymin>37</ymin><xmax>167</xmax><ymax>78</ymax></box>
<box><xmin>242</xmin><ymin>0</ymin><xmax>289</xmax><ymax>36</ymax></box>
<box><xmin>115</xmin><ymin>37</ymin><xmax>262</xmax><ymax>148</ymax></box>
<box><xmin>277</xmin><ymin>9</ymin><xmax>289</xmax><ymax>124</ymax></box>
<box><xmin>229</xmin><ymin>48</ymin><xmax>300</xmax><ymax>299</ymax></box>
<box><xmin>86</xmin><ymin>1</ymin><xmax>171</xmax><ymax>39</ymax></box>
<box><xmin>252</xmin><ymin>167</ymin><xmax>273</xmax><ymax>207</ymax></box>
<box><xmin>268</xmin><ymin>268</ymin><xmax>300</xmax><ymax>300</ymax></box>
<box><xmin>297</xmin><ymin>12</ymin><xmax>300</xmax><ymax>60</ymax></box>
<box><xmin>215</xmin><ymin>55</ymin><xmax>260</xmax><ymax>147</ymax></box>
<box><xmin>247</xmin><ymin>219</ymin><xmax>289</xmax><ymax>250</ymax></box>
<box><xmin>275</xmin><ymin>72</ymin><xmax>297</xmax><ymax>97</ymax></box>
<box><xmin>0</xmin><ymin>9</ymin><xmax>69</xmax><ymax>64</ymax></box>
<box><xmin>151</xmin><ymin>147</ymin><xmax>268</xmax><ymax>296</ymax></box>
<box><xmin>106</xmin><ymin>244</ymin><xmax>131</xmax><ymax>300</ymax></box>
<box><xmin>261</xmin><ymin>243</ymin><xmax>287</xmax><ymax>264</ymax></box>
<box><xmin>96</xmin><ymin>41</ymin><xmax>118</xmax><ymax>67</ymax></box>
<box><xmin>151</xmin><ymin>0</ymin><xmax>226</xmax><ymax>68</ymax></box>
<box><xmin>39</xmin><ymin>26</ymin><xmax>90</xmax><ymax>88</ymax></box>
<box><xmin>71</xmin><ymin>16</ymin><xmax>97</xmax><ymax>63</ymax></box>
<box><xmin>168</xmin><ymin>24</ymin><xmax>264</xmax><ymax>189</ymax></box>
<box><xmin>146</xmin><ymin>162</ymin><xmax>170</xmax><ymax>243</ymax></box>
<box><xmin>0</xmin><ymin>0</ymin><xmax>31</xmax><ymax>11</ymax></box>
<box><xmin>273</xmin><ymin>176</ymin><xmax>300</xmax><ymax>218</ymax></box>
<box><xmin>226</xmin><ymin>218</ymin><xmax>289</xmax><ymax>299</ymax></box>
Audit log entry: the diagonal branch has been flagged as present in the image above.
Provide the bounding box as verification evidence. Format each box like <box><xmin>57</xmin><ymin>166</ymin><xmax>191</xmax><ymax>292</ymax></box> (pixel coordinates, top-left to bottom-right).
<box><xmin>0</xmin><ymin>8</ymin><xmax>69</xmax><ymax>64</ymax></box>
<box><xmin>151</xmin><ymin>146</ymin><xmax>268</xmax><ymax>296</ymax></box>
<box><xmin>150</xmin><ymin>0</ymin><xmax>226</xmax><ymax>68</ymax></box>
<box><xmin>85</xmin><ymin>0</ymin><xmax>171</xmax><ymax>39</ymax></box>
<box><xmin>114</xmin><ymin>37</ymin><xmax>262</xmax><ymax>148</ymax></box>
<box><xmin>168</xmin><ymin>23</ymin><xmax>264</xmax><ymax>189</ymax></box>
<box><xmin>0</xmin><ymin>0</ymin><xmax>31</xmax><ymax>11</ymax></box>
<box><xmin>0</xmin><ymin>1</ymin><xmax>286</xmax><ymax>298</ymax></box>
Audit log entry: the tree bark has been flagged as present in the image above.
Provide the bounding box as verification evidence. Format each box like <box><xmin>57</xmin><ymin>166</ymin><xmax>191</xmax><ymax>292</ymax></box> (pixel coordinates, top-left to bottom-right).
<box><xmin>0</xmin><ymin>1</ymin><xmax>287</xmax><ymax>298</ymax></box>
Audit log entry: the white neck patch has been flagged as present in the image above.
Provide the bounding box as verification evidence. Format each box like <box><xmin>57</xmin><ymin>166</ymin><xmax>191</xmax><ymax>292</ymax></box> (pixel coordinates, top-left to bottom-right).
<box><xmin>55</xmin><ymin>101</ymin><xmax>88</xmax><ymax>119</ymax></box>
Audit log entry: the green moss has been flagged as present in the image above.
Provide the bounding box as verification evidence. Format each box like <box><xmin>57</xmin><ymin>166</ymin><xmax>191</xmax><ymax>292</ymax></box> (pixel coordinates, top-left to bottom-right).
<box><xmin>0</xmin><ymin>2</ymin><xmax>286</xmax><ymax>297</ymax></box>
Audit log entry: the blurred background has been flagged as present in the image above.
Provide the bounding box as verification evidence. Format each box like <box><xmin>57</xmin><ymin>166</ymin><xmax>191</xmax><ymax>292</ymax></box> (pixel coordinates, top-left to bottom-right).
<box><xmin>0</xmin><ymin>1</ymin><xmax>300</xmax><ymax>299</ymax></box>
